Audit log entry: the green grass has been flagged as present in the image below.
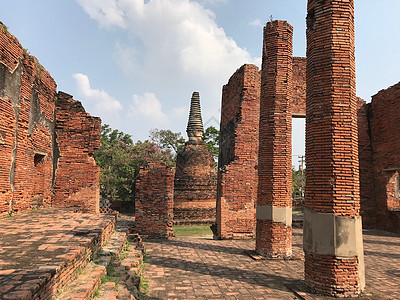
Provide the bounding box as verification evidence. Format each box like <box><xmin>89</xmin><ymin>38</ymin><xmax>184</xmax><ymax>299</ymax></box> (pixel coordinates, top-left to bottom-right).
<box><xmin>173</xmin><ymin>225</ymin><xmax>212</xmax><ymax>238</ymax></box>
<box><xmin>292</xmin><ymin>210</ymin><xmax>303</xmax><ymax>215</ymax></box>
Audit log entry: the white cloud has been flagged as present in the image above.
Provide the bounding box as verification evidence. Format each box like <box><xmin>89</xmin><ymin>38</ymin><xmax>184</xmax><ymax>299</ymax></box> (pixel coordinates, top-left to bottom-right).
<box><xmin>129</xmin><ymin>92</ymin><xmax>168</xmax><ymax>124</ymax></box>
<box><xmin>76</xmin><ymin>0</ymin><xmax>258</xmax><ymax>83</ymax></box>
<box><xmin>249</xmin><ymin>19</ymin><xmax>263</xmax><ymax>27</ymax></box>
<box><xmin>76</xmin><ymin>0</ymin><xmax>260</xmax><ymax>140</ymax></box>
<box><xmin>72</xmin><ymin>73</ymin><xmax>123</xmax><ymax>116</ymax></box>
<box><xmin>75</xmin><ymin>0</ymin><xmax>126</xmax><ymax>28</ymax></box>
<box><xmin>199</xmin><ymin>0</ymin><xmax>227</xmax><ymax>5</ymax></box>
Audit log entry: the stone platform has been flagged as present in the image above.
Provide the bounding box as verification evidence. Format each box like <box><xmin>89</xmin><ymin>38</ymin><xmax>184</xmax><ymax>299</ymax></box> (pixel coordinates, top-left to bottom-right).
<box><xmin>0</xmin><ymin>208</ymin><xmax>116</xmax><ymax>299</ymax></box>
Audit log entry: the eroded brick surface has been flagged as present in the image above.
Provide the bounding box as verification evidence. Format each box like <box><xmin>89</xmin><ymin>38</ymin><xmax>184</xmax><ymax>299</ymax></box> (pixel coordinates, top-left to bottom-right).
<box><xmin>0</xmin><ymin>24</ymin><xmax>56</xmax><ymax>216</ymax></box>
<box><xmin>52</xmin><ymin>92</ymin><xmax>101</xmax><ymax>213</ymax></box>
<box><xmin>0</xmin><ymin>23</ymin><xmax>101</xmax><ymax>215</ymax></box>
<box><xmin>216</xmin><ymin>64</ymin><xmax>260</xmax><ymax>239</ymax></box>
<box><xmin>135</xmin><ymin>163</ymin><xmax>174</xmax><ymax>238</ymax></box>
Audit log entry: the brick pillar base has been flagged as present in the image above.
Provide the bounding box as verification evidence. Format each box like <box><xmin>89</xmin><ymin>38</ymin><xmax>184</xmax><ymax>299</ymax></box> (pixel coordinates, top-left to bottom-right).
<box><xmin>256</xmin><ymin>220</ymin><xmax>291</xmax><ymax>257</ymax></box>
<box><xmin>305</xmin><ymin>252</ymin><xmax>361</xmax><ymax>298</ymax></box>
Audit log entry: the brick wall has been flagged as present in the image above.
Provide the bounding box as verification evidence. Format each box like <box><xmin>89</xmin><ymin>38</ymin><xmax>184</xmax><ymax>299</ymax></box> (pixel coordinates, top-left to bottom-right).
<box><xmin>0</xmin><ymin>23</ymin><xmax>101</xmax><ymax>216</ymax></box>
<box><xmin>292</xmin><ymin>57</ymin><xmax>306</xmax><ymax>117</ymax></box>
<box><xmin>135</xmin><ymin>163</ymin><xmax>174</xmax><ymax>238</ymax></box>
<box><xmin>357</xmin><ymin>98</ymin><xmax>376</xmax><ymax>228</ymax></box>
<box><xmin>256</xmin><ymin>20</ymin><xmax>293</xmax><ymax>257</ymax></box>
<box><xmin>174</xmin><ymin>141</ymin><xmax>217</xmax><ymax>224</ymax></box>
<box><xmin>216</xmin><ymin>64</ymin><xmax>260</xmax><ymax>239</ymax></box>
<box><xmin>52</xmin><ymin>92</ymin><xmax>101</xmax><ymax>213</ymax></box>
<box><xmin>366</xmin><ymin>82</ymin><xmax>400</xmax><ymax>231</ymax></box>
<box><xmin>0</xmin><ymin>23</ymin><xmax>56</xmax><ymax>216</ymax></box>
<box><xmin>304</xmin><ymin>0</ymin><xmax>363</xmax><ymax>296</ymax></box>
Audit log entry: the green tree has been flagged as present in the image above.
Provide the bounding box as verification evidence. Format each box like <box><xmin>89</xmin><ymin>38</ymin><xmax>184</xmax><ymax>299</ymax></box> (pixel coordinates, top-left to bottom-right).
<box><xmin>202</xmin><ymin>126</ymin><xmax>219</xmax><ymax>159</ymax></box>
<box><xmin>292</xmin><ymin>167</ymin><xmax>305</xmax><ymax>198</ymax></box>
<box><xmin>95</xmin><ymin>125</ymin><xmax>174</xmax><ymax>202</ymax></box>
<box><xmin>149</xmin><ymin>129</ymin><xmax>186</xmax><ymax>154</ymax></box>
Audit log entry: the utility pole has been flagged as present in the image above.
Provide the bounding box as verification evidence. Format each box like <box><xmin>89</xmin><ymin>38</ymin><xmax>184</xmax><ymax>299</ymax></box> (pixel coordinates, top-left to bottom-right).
<box><xmin>298</xmin><ymin>155</ymin><xmax>305</xmax><ymax>175</ymax></box>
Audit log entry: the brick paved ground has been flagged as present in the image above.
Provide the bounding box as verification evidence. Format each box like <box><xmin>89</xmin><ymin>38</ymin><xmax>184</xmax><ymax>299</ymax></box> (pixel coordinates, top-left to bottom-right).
<box><xmin>144</xmin><ymin>228</ymin><xmax>400</xmax><ymax>299</ymax></box>
<box><xmin>0</xmin><ymin>208</ymin><xmax>116</xmax><ymax>298</ymax></box>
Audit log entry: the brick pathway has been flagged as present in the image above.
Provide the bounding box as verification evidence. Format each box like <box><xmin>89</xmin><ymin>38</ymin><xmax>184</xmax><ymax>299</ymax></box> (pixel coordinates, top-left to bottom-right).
<box><xmin>144</xmin><ymin>228</ymin><xmax>400</xmax><ymax>299</ymax></box>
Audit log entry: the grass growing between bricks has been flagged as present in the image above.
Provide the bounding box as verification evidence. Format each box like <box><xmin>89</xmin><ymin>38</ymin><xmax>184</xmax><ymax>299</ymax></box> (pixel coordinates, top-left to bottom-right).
<box><xmin>173</xmin><ymin>224</ymin><xmax>213</xmax><ymax>238</ymax></box>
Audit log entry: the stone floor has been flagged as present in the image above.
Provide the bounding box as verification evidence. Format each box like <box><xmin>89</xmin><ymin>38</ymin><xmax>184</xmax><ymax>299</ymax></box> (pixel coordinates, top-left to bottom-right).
<box><xmin>144</xmin><ymin>228</ymin><xmax>400</xmax><ymax>299</ymax></box>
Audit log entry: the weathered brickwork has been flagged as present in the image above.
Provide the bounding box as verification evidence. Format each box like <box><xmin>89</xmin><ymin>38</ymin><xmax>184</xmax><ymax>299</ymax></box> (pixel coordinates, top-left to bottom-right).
<box><xmin>52</xmin><ymin>92</ymin><xmax>101</xmax><ymax>213</ymax></box>
<box><xmin>360</xmin><ymin>82</ymin><xmax>400</xmax><ymax>232</ymax></box>
<box><xmin>135</xmin><ymin>163</ymin><xmax>174</xmax><ymax>238</ymax></box>
<box><xmin>216</xmin><ymin>64</ymin><xmax>260</xmax><ymax>239</ymax></box>
<box><xmin>174</xmin><ymin>141</ymin><xmax>217</xmax><ymax>224</ymax></box>
<box><xmin>291</xmin><ymin>57</ymin><xmax>306</xmax><ymax>117</ymax></box>
<box><xmin>304</xmin><ymin>0</ymin><xmax>364</xmax><ymax>296</ymax></box>
<box><xmin>0</xmin><ymin>24</ymin><xmax>56</xmax><ymax>216</ymax></box>
<box><xmin>256</xmin><ymin>20</ymin><xmax>293</xmax><ymax>257</ymax></box>
<box><xmin>0</xmin><ymin>23</ymin><xmax>101</xmax><ymax>216</ymax></box>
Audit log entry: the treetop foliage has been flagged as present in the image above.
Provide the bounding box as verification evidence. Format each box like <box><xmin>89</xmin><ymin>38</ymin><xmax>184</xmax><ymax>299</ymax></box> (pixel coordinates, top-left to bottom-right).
<box><xmin>94</xmin><ymin>124</ymin><xmax>174</xmax><ymax>202</ymax></box>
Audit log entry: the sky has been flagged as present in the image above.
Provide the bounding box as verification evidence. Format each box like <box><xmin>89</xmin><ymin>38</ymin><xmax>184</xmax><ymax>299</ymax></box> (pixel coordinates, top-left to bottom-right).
<box><xmin>1</xmin><ymin>0</ymin><xmax>399</xmax><ymax>168</ymax></box>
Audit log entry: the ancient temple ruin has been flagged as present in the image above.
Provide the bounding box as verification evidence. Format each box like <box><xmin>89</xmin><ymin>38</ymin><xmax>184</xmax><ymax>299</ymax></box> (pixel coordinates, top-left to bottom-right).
<box><xmin>173</xmin><ymin>92</ymin><xmax>217</xmax><ymax>224</ymax></box>
<box><xmin>0</xmin><ymin>22</ymin><xmax>101</xmax><ymax>215</ymax></box>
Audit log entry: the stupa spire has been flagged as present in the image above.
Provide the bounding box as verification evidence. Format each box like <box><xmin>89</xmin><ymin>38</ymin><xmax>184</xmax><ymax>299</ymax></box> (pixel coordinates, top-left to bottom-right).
<box><xmin>186</xmin><ymin>91</ymin><xmax>204</xmax><ymax>142</ymax></box>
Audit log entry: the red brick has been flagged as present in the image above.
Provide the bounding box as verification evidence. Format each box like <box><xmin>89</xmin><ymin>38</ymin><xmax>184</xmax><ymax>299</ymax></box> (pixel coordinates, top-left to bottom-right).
<box><xmin>174</xmin><ymin>141</ymin><xmax>217</xmax><ymax>224</ymax></box>
<box><xmin>305</xmin><ymin>0</ymin><xmax>362</xmax><ymax>296</ymax></box>
<box><xmin>256</xmin><ymin>20</ymin><xmax>293</xmax><ymax>257</ymax></box>
<box><xmin>0</xmin><ymin>23</ymin><xmax>101</xmax><ymax>216</ymax></box>
<box><xmin>216</xmin><ymin>64</ymin><xmax>260</xmax><ymax>239</ymax></box>
<box><xmin>135</xmin><ymin>162</ymin><xmax>174</xmax><ymax>238</ymax></box>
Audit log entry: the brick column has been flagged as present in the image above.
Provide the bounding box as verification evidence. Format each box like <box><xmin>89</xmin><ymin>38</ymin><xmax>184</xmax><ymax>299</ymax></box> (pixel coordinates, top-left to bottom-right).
<box><xmin>304</xmin><ymin>0</ymin><xmax>365</xmax><ymax>297</ymax></box>
<box><xmin>135</xmin><ymin>163</ymin><xmax>175</xmax><ymax>239</ymax></box>
<box><xmin>256</xmin><ymin>20</ymin><xmax>293</xmax><ymax>257</ymax></box>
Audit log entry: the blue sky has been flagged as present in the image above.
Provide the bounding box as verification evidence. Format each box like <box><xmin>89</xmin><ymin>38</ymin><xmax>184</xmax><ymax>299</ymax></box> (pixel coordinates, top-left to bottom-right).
<box><xmin>1</xmin><ymin>0</ymin><xmax>399</xmax><ymax>167</ymax></box>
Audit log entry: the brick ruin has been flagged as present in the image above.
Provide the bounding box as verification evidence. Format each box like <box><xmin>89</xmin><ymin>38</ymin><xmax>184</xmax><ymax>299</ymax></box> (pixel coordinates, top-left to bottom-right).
<box><xmin>52</xmin><ymin>92</ymin><xmax>101</xmax><ymax>213</ymax></box>
<box><xmin>214</xmin><ymin>0</ymin><xmax>400</xmax><ymax>294</ymax></box>
<box><xmin>173</xmin><ymin>92</ymin><xmax>217</xmax><ymax>224</ymax></box>
<box><xmin>304</xmin><ymin>0</ymin><xmax>364</xmax><ymax>296</ymax></box>
<box><xmin>216</xmin><ymin>64</ymin><xmax>260</xmax><ymax>239</ymax></box>
<box><xmin>256</xmin><ymin>20</ymin><xmax>293</xmax><ymax>258</ymax></box>
<box><xmin>358</xmin><ymin>82</ymin><xmax>400</xmax><ymax>232</ymax></box>
<box><xmin>216</xmin><ymin>56</ymin><xmax>306</xmax><ymax>239</ymax></box>
<box><xmin>135</xmin><ymin>162</ymin><xmax>174</xmax><ymax>238</ymax></box>
<box><xmin>0</xmin><ymin>23</ymin><xmax>101</xmax><ymax>215</ymax></box>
